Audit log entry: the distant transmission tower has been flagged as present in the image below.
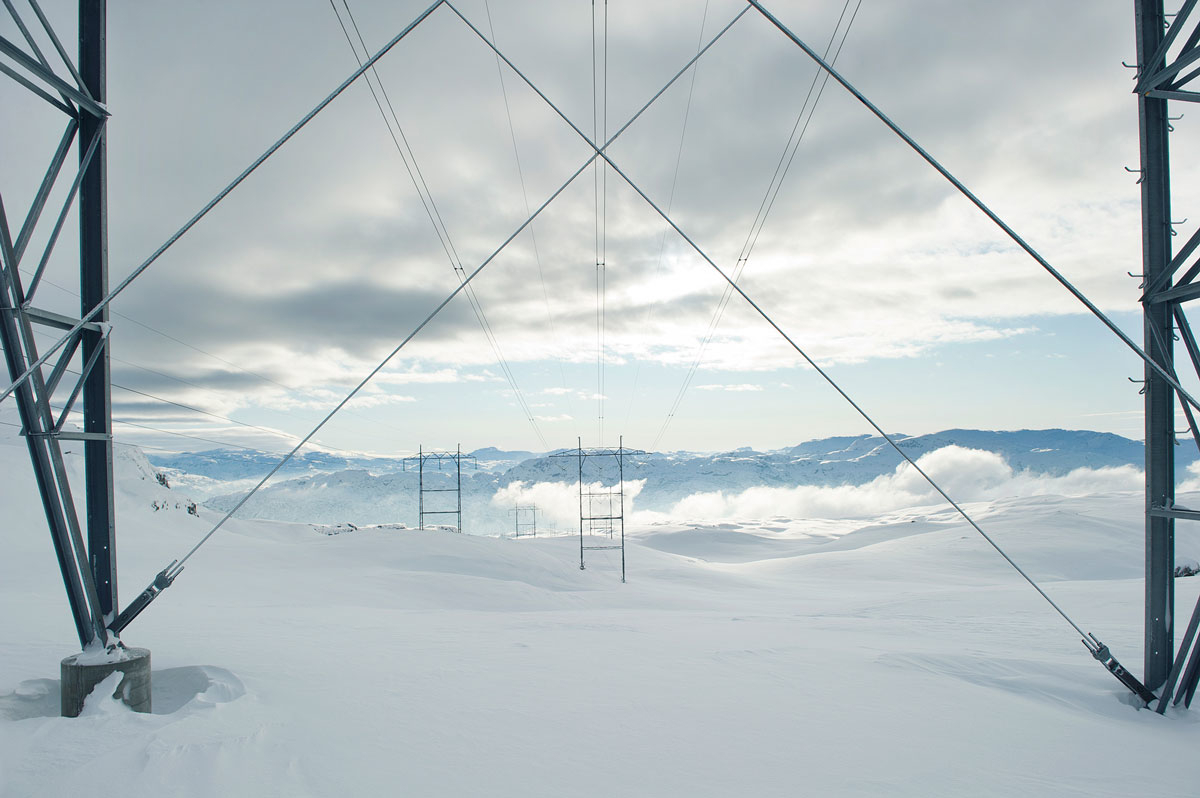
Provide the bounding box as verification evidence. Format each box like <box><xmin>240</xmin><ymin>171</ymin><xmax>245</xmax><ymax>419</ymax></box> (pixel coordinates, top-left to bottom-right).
<box><xmin>403</xmin><ymin>445</ymin><xmax>476</xmax><ymax>532</ymax></box>
<box><xmin>552</xmin><ymin>436</ymin><xmax>644</xmax><ymax>582</ymax></box>
<box><xmin>510</xmin><ymin>504</ymin><xmax>537</xmax><ymax>537</ymax></box>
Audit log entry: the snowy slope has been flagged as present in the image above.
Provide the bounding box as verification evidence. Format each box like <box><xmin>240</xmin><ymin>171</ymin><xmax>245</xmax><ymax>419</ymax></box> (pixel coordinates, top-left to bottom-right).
<box><xmin>3</xmin><ymin>435</ymin><xmax>1200</xmax><ymax>796</ymax></box>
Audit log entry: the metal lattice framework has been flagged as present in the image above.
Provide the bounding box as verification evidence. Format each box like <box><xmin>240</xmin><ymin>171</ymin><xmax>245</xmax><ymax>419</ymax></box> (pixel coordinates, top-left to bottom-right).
<box><xmin>510</xmin><ymin>505</ymin><xmax>537</xmax><ymax>538</ymax></box>
<box><xmin>0</xmin><ymin>0</ymin><xmax>114</xmax><ymax>649</ymax></box>
<box><xmin>552</xmin><ymin>437</ymin><xmax>644</xmax><ymax>583</ymax></box>
<box><xmin>5</xmin><ymin>0</ymin><xmax>1200</xmax><ymax>710</ymax></box>
<box><xmin>403</xmin><ymin>445</ymin><xmax>475</xmax><ymax>532</ymax></box>
<box><xmin>1134</xmin><ymin>0</ymin><xmax>1200</xmax><ymax>711</ymax></box>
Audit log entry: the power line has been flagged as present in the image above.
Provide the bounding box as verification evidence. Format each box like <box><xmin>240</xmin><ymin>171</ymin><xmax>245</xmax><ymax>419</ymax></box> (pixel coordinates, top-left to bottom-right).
<box><xmin>108</xmin><ymin>382</ymin><xmax>348</xmax><ymax>452</ymax></box>
<box><xmin>373</xmin><ymin>10</ymin><xmax>1138</xmax><ymax>694</ymax></box>
<box><xmin>0</xmin><ymin>398</ymin><xmax>274</xmax><ymax>455</ymax></box>
<box><xmin>6</xmin><ymin>330</ymin><xmax>360</xmax><ymax>455</ymax></box>
<box><xmin>623</xmin><ymin>0</ymin><xmax>711</xmax><ymax>433</ymax></box>
<box><xmin>328</xmin><ymin>0</ymin><xmax>548</xmax><ymax>449</ymax></box>
<box><xmin>743</xmin><ymin>0</ymin><xmax>862</xmax><ymax>264</ymax></box>
<box><xmin>481</xmin><ymin>0</ymin><xmax>580</xmax><ymax>439</ymax></box>
<box><xmin>450</xmin><ymin>1</ymin><xmax>756</xmax><ymax>452</ymax></box>
<box><xmin>651</xmin><ymin>0</ymin><xmax>861</xmax><ymax>450</ymax></box>
<box><xmin>120</xmin><ymin>0</ymin><xmax>748</xmax><ymax>633</ymax></box>
<box><xmin>328</xmin><ymin>0</ymin><xmax>457</xmax><ymax>265</ymax></box>
<box><xmin>0</xmin><ymin>0</ymin><xmax>447</xmax><ymax>407</ymax></box>
<box><xmin>590</xmin><ymin>0</ymin><xmax>609</xmax><ymax>446</ymax></box>
<box><xmin>23</xmin><ymin>268</ymin><xmax>422</xmax><ymax>443</ymax></box>
<box><xmin>591</xmin><ymin>0</ymin><xmax>600</xmax><ymax>446</ymax></box>
<box><xmin>511</xmin><ymin>24</ymin><xmax>1113</xmax><ymax>662</ymax></box>
<box><xmin>159</xmin><ymin>148</ymin><xmax>601</xmax><ymax>584</ymax></box>
<box><xmin>110</xmin><ymin>418</ymin><xmax>280</xmax><ymax>454</ymax></box>
<box><xmin>601</xmin><ymin>0</ymin><xmax>609</xmax><ymax>449</ymax></box>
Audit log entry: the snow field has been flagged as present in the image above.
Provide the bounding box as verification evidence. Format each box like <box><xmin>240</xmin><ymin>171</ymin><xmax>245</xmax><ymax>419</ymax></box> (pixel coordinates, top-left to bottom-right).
<box><xmin>2</xmin><ymin>439</ymin><xmax>1200</xmax><ymax>795</ymax></box>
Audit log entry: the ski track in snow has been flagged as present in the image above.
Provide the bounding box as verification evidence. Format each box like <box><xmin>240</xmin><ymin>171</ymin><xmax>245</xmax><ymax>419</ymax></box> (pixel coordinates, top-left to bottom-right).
<box><xmin>2</xmin><ymin>438</ymin><xmax>1200</xmax><ymax>796</ymax></box>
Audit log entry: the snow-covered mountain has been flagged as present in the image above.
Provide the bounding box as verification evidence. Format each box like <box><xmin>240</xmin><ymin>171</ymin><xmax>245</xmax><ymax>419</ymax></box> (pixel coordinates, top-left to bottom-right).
<box><xmin>148</xmin><ymin>429</ymin><xmax>1189</xmax><ymax>536</ymax></box>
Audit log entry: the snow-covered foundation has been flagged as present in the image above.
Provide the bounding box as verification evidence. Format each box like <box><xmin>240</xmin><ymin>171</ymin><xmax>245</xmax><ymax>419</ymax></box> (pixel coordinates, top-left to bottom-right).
<box><xmin>60</xmin><ymin>647</ymin><xmax>151</xmax><ymax>717</ymax></box>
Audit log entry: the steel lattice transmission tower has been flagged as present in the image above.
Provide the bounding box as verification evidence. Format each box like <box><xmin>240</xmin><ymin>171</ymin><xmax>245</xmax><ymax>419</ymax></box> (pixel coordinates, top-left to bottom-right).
<box><xmin>0</xmin><ymin>0</ymin><xmax>115</xmax><ymax>649</ymax></box>
<box><xmin>1135</xmin><ymin>0</ymin><xmax>1200</xmax><ymax>697</ymax></box>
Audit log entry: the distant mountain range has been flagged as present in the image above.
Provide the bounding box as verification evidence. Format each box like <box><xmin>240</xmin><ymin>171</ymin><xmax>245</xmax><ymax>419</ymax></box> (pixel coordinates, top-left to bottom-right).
<box><xmin>152</xmin><ymin>429</ymin><xmax>1167</xmax><ymax>484</ymax></box>
<box><xmin>146</xmin><ymin>429</ymin><xmax>1188</xmax><ymax>535</ymax></box>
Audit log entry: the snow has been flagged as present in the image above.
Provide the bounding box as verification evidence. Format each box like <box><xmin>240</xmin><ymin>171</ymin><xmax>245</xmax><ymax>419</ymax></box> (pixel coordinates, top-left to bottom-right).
<box><xmin>3</xmin><ymin>435</ymin><xmax>1200</xmax><ymax>795</ymax></box>
<box><xmin>67</xmin><ymin>642</ymin><xmax>134</xmax><ymax>666</ymax></box>
<box><xmin>76</xmin><ymin>672</ymin><xmax>129</xmax><ymax>718</ymax></box>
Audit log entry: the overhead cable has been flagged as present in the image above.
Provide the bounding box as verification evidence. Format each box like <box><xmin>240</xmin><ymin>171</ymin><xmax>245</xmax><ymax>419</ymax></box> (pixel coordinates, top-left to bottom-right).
<box><xmin>744</xmin><ymin>0</ymin><xmax>1200</xmax><ymax>423</ymax></box>
<box><xmin>5</xmin><ymin>331</ymin><xmax>358</xmax><ymax>455</ymax></box>
<box><xmin>454</xmin><ymin>1</ymin><xmax>1128</xmax><ymax>671</ymax></box>
<box><xmin>591</xmin><ymin>0</ymin><xmax>604</xmax><ymax>445</ymax></box>
<box><xmin>481</xmin><ymin>0</ymin><xmax>580</xmax><ymax>438</ymax></box>
<box><xmin>651</xmin><ymin>0</ymin><xmax>859</xmax><ymax>450</ymax></box>
<box><xmin>23</xmin><ymin>268</ymin><xmax>417</xmax><ymax>441</ymax></box>
<box><xmin>114</xmin><ymin>2</ymin><xmax>752</xmax><ymax>634</ymax></box>
<box><xmin>328</xmin><ymin>0</ymin><xmax>548</xmax><ymax>448</ymax></box>
<box><xmin>600</xmin><ymin>0</ymin><xmax>609</xmax><ymax>447</ymax></box>
<box><xmin>110</xmin><ymin>150</ymin><xmax>602</xmax><ymax>636</ymax></box>
<box><xmin>623</xmin><ymin>0</ymin><xmax>711</xmax><ymax>432</ymax></box>
<box><xmin>0</xmin><ymin>0</ymin><xmax>447</xmax><ymax>407</ymax></box>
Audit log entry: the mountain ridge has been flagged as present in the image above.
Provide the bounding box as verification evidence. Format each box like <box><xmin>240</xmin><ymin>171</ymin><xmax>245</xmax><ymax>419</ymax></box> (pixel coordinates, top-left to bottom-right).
<box><xmin>146</xmin><ymin>428</ymin><xmax>1191</xmax><ymax>535</ymax></box>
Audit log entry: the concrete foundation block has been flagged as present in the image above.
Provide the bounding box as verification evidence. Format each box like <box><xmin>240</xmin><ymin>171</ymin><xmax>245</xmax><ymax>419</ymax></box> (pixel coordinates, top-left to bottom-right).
<box><xmin>60</xmin><ymin>647</ymin><xmax>151</xmax><ymax>717</ymax></box>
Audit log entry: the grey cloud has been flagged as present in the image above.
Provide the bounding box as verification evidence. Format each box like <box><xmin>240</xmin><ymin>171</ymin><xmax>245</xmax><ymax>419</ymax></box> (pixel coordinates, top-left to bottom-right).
<box><xmin>7</xmin><ymin>1</ymin><xmax>1145</xmax><ymax>442</ymax></box>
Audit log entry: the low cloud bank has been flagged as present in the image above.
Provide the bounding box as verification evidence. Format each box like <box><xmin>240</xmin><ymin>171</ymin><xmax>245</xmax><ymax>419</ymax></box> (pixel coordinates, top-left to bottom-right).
<box><xmin>667</xmin><ymin>445</ymin><xmax>1143</xmax><ymax>521</ymax></box>
<box><xmin>493</xmin><ymin>479</ymin><xmax>646</xmax><ymax>529</ymax></box>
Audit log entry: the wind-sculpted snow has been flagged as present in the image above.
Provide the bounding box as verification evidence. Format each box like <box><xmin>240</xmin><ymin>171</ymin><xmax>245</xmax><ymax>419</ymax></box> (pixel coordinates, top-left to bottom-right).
<box><xmin>5</xmin><ymin>435</ymin><xmax>1200</xmax><ymax>796</ymax></box>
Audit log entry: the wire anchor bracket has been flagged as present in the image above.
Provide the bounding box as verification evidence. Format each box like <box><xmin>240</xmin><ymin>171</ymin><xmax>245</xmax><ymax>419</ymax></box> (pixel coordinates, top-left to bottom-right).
<box><xmin>107</xmin><ymin>561</ymin><xmax>180</xmax><ymax>635</ymax></box>
<box><xmin>1085</xmin><ymin>636</ymin><xmax>1158</xmax><ymax>705</ymax></box>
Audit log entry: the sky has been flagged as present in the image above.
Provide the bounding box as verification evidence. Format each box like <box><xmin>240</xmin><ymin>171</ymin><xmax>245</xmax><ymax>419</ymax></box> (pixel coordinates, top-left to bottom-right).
<box><xmin>2</xmin><ymin>0</ymin><xmax>1195</xmax><ymax>456</ymax></box>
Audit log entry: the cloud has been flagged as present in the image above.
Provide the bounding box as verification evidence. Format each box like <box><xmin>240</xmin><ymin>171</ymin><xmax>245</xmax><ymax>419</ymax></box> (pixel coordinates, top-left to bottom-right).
<box><xmin>1179</xmin><ymin>461</ymin><xmax>1200</xmax><ymax>493</ymax></box>
<box><xmin>376</xmin><ymin>368</ymin><xmax>479</xmax><ymax>385</ymax></box>
<box><xmin>87</xmin><ymin>1</ymin><xmax>1141</xmax><ymax>385</ymax></box>
<box><xmin>6</xmin><ymin>1</ymin><xmax>1150</xmax><ymax>452</ymax></box>
<box><xmin>695</xmin><ymin>383</ymin><xmax>762</xmax><ymax>392</ymax></box>
<box><xmin>347</xmin><ymin>394</ymin><xmax>417</xmax><ymax>408</ymax></box>
<box><xmin>493</xmin><ymin>478</ymin><xmax>646</xmax><ymax>528</ymax></box>
<box><xmin>667</xmin><ymin>446</ymin><xmax>1144</xmax><ymax>521</ymax></box>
